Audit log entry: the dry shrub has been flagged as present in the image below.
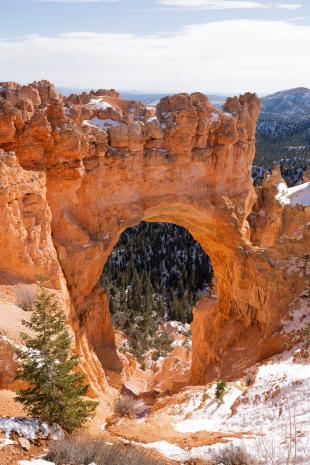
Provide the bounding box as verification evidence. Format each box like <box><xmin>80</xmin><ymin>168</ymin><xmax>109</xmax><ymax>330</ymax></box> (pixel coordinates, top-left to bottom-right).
<box><xmin>254</xmin><ymin>406</ymin><xmax>310</xmax><ymax>465</ymax></box>
<box><xmin>46</xmin><ymin>435</ymin><xmax>168</xmax><ymax>465</ymax></box>
<box><xmin>212</xmin><ymin>445</ymin><xmax>257</xmax><ymax>465</ymax></box>
<box><xmin>16</xmin><ymin>287</ymin><xmax>35</xmax><ymax>312</ymax></box>
<box><xmin>114</xmin><ymin>395</ymin><xmax>137</xmax><ymax>418</ymax></box>
<box><xmin>244</xmin><ymin>372</ymin><xmax>256</xmax><ymax>387</ymax></box>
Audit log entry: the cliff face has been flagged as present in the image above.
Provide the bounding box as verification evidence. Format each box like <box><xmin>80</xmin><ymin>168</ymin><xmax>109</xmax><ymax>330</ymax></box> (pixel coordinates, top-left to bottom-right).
<box><xmin>0</xmin><ymin>81</ymin><xmax>309</xmax><ymax>406</ymax></box>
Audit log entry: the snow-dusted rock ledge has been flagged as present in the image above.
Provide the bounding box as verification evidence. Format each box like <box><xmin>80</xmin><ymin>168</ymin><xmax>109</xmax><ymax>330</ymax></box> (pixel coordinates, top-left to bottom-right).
<box><xmin>0</xmin><ymin>417</ymin><xmax>63</xmax><ymax>441</ymax></box>
<box><xmin>276</xmin><ymin>181</ymin><xmax>310</xmax><ymax>207</ymax></box>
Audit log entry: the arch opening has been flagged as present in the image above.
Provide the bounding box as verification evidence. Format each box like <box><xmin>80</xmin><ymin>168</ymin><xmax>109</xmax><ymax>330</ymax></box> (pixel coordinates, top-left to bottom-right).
<box><xmin>99</xmin><ymin>221</ymin><xmax>213</xmax><ymax>376</ymax></box>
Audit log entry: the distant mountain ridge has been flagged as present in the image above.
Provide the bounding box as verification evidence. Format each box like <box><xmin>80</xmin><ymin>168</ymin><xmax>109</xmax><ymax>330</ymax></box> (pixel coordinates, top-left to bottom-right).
<box><xmin>255</xmin><ymin>87</ymin><xmax>310</xmax><ymax>169</ymax></box>
<box><xmin>261</xmin><ymin>87</ymin><xmax>310</xmax><ymax>117</ymax></box>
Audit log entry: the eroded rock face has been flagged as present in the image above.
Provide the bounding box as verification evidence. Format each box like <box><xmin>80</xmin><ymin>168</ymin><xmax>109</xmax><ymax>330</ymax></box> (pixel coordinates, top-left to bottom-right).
<box><xmin>0</xmin><ymin>80</ymin><xmax>309</xmax><ymax>407</ymax></box>
<box><xmin>0</xmin><ymin>149</ymin><xmax>61</xmax><ymax>288</ymax></box>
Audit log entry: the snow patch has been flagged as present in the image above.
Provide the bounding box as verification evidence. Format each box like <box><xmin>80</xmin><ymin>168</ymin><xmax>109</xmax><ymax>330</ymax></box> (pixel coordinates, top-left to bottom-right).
<box><xmin>0</xmin><ymin>417</ymin><xmax>63</xmax><ymax>441</ymax></box>
<box><xmin>0</xmin><ymin>437</ymin><xmax>14</xmax><ymax>448</ymax></box>
<box><xmin>143</xmin><ymin>441</ymin><xmax>189</xmax><ymax>461</ymax></box>
<box><xmin>83</xmin><ymin>117</ymin><xmax>121</xmax><ymax>130</ymax></box>
<box><xmin>282</xmin><ymin>287</ymin><xmax>310</xmax><ymax>333</ymax></box>
<box><xmin>287</xmin><ymin>145</ymin><xmax>306</xmax><ymax>151</ymax></box>
<box><xmin>276</xmin><ymin>181</ymin><xmax>310</xmax><ymax>207</ymax></box>
<box><xmin>18</xmin><ymin>460</ymin><xmax>55</xmax><ymax>465</ymax></box>
<box><xmin>210</xmin><ymin>112</ymin><xmax>220</xmax><ymax>122</ymax></box>
<box><xmin>143</xmin><ymin>440</ymin><xmax>253</xmax><ymax>463</ymax></box>
<box><xmin>175</xmin><ymin>384</ymin><xmax>242</xmax><ymax>433</ymax></box>
<box><xmin>87</xmin><ymin>97</ymin><xmax>114</xmax><ymax>111</ymax></box>
<box><xmin>146</xmin><ymin>116</ymin><xmax>159</xmax><ymax>123</ymax></box>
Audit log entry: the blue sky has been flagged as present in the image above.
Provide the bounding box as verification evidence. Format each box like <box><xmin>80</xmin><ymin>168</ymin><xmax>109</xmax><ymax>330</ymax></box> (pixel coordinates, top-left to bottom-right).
<box><xmin>1</xmin><ymin>0</ymin><xmax>309</xmax><ymax>94</ymax></box>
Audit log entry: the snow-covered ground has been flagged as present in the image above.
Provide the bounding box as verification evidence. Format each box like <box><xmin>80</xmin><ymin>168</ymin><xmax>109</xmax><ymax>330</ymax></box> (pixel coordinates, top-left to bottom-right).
<box><xmin>0</xmin><ymin>417</ymin><xmax>63</xmax><ymax>441</ymax></box>
<box><xmin>276</xmin><ymin>181</ymin><xmax>310</xmax><ymax>207</ymax></box>
<box><xmin>138</xmin><ymin>288</ymin><xmax>310</xmax><ymax>464</ymax></box>
<box><xmin>142</xmin><ymin>346</ymin><xmax>310</xmax><ymax>464</ymax></box>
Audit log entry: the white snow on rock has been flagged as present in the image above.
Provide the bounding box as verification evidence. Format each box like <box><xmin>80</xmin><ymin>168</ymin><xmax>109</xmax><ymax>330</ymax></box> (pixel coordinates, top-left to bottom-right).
<box><xmin>83</xmin><ymin>117</ymin><xmax>121</xmax><ymax>130</ymax></box>
<box><xmin>143</xmin><ymin>342</ymin><xmax>310</xmax><ymax>464</ymax></box>
<box><xmin>276</xmin><ymin>181</ymin><xmax>310</xmax><ymax>207</ymax></box>
<box><xmin>188</xmin><ymin>355</ymin><xmax>309</xmax><ymax>431</ymax></box>
<box><xmin>0</xmin><ymin>437</ymin><xmax>14</xmax><ymax>448</ymax></box>
<box><xmin>87</xmin><ymin>97</ymin><xmax>114</xmax><ymax>111</ymax></box>
<box><xmin>18</xmin><ymin>460</ymin><xmax>55</xmax><ymax>465</ymax></box>
<box><xmin>143</xmin><ymin>440</ymin><xmax>250</xmax><ymax>463</ymax></box>
<box><xmin>282</xmin><ymin>293</ymin><xmax>310</xmax><ymax>333</ymax></box>
<box><xmin>146</xmin><ymin>116</ymin><xmax>159</xmax><ymax>123</ymax></box>
<box><xmin>143</xmin><ymin>441</ymin><xmax>190</xmax><ymax>461</ymax></box>
<box><xmin>0</xmin><ymin>417</ymin><xmax>63</xmax><ymax>441</ymax></box>
<box><xmin>170</xmin><ymin>340</ymin><xmax>183</xmax><ymax>348</ymax></box>
<box><xmin>175</xmin><ymin>384</ymin><xmax>243</xmax><ymax>434</ymax></box>
<box><xmin>210</xmin><ymin>112</ymin><xmax>220</xmax><ymax>122</ymax></box>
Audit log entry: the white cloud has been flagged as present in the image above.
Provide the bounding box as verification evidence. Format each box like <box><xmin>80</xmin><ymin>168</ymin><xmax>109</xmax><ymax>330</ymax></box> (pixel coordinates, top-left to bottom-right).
<box><xmin>157</xmin><ymin>0</ymin><xmax>267</xmax><ymax>8</ymax></box>
<box><xmin>33</xmin><ymin>0</ymin><xmax>118</xmax><ymax>3</ymax></box>
<box><xmin>157</xmin><ymin>0</ymin><xmax>302</xmax><ymax>9</ymax></box>
<box><xmin>0</xmin><ymin>20</ymin><xmax>309</xmax><ymax>94</ymax></box>
<box><xmin>276</xmin><ymin>3</ymin><xmax>302</xmax><ymax>9</ymax></box>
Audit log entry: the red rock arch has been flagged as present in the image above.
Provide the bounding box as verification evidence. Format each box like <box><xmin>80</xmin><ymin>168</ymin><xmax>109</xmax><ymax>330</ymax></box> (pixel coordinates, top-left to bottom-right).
<box><xmin>0</xmin><ymin>81</ymin><xmax>309</xmax><ymax>405</ymax></box>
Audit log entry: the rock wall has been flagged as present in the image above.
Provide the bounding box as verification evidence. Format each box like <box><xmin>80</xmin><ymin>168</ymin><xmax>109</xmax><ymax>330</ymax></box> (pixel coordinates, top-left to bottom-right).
<box><xmin>0</xmin><ymin>81</ymin><xmax>309</xmax><ymax>406</ymax></box>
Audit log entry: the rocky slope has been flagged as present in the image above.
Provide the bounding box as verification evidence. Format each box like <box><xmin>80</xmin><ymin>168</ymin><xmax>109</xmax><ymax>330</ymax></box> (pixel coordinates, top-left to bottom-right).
<box><xmin>0</xmin><ymin>81</ymin><xmax>309</xmax><ymax>421</ymax></box>
<box><xmin>106</xmin><ymin>277</ymin><xmax>310</xmax><ymax>464</ymax></box>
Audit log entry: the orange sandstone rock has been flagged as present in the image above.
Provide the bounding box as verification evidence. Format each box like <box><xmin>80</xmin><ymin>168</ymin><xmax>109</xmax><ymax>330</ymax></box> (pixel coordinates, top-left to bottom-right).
<box><xmin>0</xmin><ymin>81</ymin><xmax>309</xmax><ymax>413</ymax></box>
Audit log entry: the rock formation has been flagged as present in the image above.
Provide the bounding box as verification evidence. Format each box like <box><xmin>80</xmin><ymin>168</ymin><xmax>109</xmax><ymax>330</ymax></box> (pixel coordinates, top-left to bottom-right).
<box><xmin>0</xmin><ymin>81</ymin><xmax>309</xmax><ymax>413</ymax></box>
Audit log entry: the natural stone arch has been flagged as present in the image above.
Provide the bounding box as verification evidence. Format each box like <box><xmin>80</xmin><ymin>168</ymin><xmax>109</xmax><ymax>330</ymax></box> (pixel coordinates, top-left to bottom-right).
<box><xmin>41</xmin><ymin>91</ymin><xmax>267</xmax><ymax>394</ymax></box>
<box><xmin>0</xmin><ymin>81</ymin><xmax>308</xmax><ymax>404</ymax></box>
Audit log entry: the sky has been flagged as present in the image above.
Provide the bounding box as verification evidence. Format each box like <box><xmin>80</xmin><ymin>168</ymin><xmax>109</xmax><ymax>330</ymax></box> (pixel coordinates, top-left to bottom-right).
<box><xmin>0</xmin><ymin>0</ymin><xmax>310</xmax><ymax>95</ymax></box>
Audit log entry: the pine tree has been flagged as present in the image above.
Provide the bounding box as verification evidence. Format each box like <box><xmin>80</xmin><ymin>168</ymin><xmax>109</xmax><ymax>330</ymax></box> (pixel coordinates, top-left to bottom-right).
<box><xmin>14</xmin><ymin>283</ymin><xmax>98</xmax><ymax>432</ymax></box>
<box><xmin>215</xmin><ymin>380</ymin><xmax>227</xmax><ymax>404</ymax></box>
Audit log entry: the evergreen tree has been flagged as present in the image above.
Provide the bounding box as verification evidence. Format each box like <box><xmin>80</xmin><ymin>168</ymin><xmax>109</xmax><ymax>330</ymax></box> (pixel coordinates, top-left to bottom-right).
<box><xmin>14</xmin><ymin>283</ymin><xmax>98</xmax><ymax>432</ymax></box>
<box><xmin>215</xmin><ymin>380</ymin><xmax>227</xmax><ymax>404</ymax></box>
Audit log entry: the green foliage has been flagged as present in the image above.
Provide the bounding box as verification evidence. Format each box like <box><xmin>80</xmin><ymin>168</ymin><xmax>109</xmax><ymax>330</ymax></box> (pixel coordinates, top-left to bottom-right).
<box><xmin>215</xmin><ymin>380</ymin><xmax>227</xmax><ymax>404</ymax></box>
<box><xmin>101</xmin><ymin>222</ymin><xmax>212</xmax><ymax>324</ymax></box>
<box><xmin>303</xmin><ymin>323</ymin><xmax>310</xmax><ymax>348</ymax></box>
<box><xmin>303</xmin><ymin>323</ymin><xmax>310</xmax><ymax>337</ymax></box>
<box><xmin>14</xmin><ymin>283</ymin><xmax>98</xmax><ymax>432</ymax></box>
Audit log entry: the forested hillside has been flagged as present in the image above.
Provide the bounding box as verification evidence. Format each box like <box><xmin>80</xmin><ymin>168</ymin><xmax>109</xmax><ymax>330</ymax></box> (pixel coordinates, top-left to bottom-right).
<box><xmin>100</xmin><ymin>223</ymin><xmax>212</xmax><ymax>359</ymax></box>
<box><xmin>253</xmin><ymin>88</ymin><xmax>310</xmax><ymax>184</ymax></box>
